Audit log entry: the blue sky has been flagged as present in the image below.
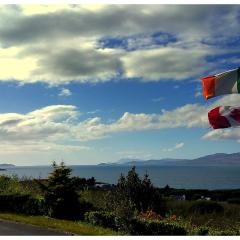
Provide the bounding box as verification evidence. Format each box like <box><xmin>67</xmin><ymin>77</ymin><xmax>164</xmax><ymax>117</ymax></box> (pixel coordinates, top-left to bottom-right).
<box><xmin>0</xmin><ymin>4</ymin><xmax>240</xmax><ymax>166</ymax></box>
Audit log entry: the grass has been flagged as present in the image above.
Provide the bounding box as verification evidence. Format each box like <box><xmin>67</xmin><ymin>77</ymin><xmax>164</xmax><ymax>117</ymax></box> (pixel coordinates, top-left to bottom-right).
<box><xmin>0</xmin><ymin>213</ymin><xmax>120</xmax><ymax>236</ymax></box>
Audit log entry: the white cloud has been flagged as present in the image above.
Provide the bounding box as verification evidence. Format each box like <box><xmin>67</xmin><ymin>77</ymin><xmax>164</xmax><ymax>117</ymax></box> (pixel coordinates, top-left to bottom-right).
<box><xmin>0</xmin><ymin>105</ymin><xmax>89</xmax><ymax>155</ymax></box>
<box><xmin>87</xmin><ymin>109</ymin><xmax>101</xmax><ymax>115</ymax></box>
<box><xmin>163</xmin><ymin>142</ymin><xmax>185</xmax><ymax>152</ymax></box>
<box><xmin>0</xmin><ymin>95</ymin><xmax>239</xmax><ymax>151</ymax></box>
<box><xmin>0</xmin><ymin>142</ymin><xmax>90</xmax><ymax>154</ymax></box>
<box><xmin>116</xmin><ymin>150</ymin><xmax>153</xmax><ymax>160</ymax></box>
<box><xmin>202</xmin><ymin>127</ymin><xmax>240</xmax><ymax>141</ymax></box>
<box><xmin>73</xmin><ymin>95</ymin><xmax>240</xmax><ymax>141</ymax></box>
<box><xmin>58</xmin><ymin>88</ymin><xmax>72</xmax><ymax>97</ymax></box>
<box><xmin>0</xmin><ymin>5</ymin><xmax>238</xmax><ymax>85</ymax></box>
<box><xmin>175</xmin><ymin>142</ymin><xmax>184</xmax><ymax>149</ymax></box>
<box><xmin>152</xmin><ymin>97</ymin><xmax>164</xmax><ymax>102</ymax></box>
<box><xmin>121</xmin><ymin>46</ymin><xmax>211</xmax><ymax>81</ymax></box>
<box><xmin>0</xmin><ymin>105</ymin><xmax>77</xmax><ymax>142</ymax></box>
<box><xmin>195</xmin><ymin>91</ymin><xmax>202</xmax><ymax>98</ymax></box>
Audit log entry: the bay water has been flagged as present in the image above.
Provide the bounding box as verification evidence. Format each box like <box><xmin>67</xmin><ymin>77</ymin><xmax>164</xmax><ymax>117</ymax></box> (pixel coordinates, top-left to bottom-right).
<box><xmin>2</xmin><ymin>165</ymin><xmax>240</xmax><ymax>190</ymax></box>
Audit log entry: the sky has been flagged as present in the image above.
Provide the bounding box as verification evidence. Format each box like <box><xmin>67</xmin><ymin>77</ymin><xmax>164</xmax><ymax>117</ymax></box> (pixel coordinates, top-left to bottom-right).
<box><xmin>0</xmin><ymin>4</ymin><xmax>240</xmax><ymax>166</ymax></box>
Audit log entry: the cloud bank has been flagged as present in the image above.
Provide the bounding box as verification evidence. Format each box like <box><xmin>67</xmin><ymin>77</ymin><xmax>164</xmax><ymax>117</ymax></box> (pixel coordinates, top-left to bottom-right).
<box><xmin>0</xmin><ymin>5</ymin><xmax>239</xmax><ymax>85</ymax></box>
<box><xmin>0</xmin><ymin>94</ymin><xmax>239</xmax><ymax>154</ymax></box>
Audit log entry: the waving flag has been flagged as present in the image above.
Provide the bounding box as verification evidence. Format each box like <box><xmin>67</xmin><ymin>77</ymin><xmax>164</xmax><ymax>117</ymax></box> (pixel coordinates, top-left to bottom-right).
<box><xmin>208</xmin><ymin>106</ymin><xmax>240</xmax><ymax>129</ymax></box>
<box><xmin>201</xmin><ymin>68</ymin><xmax>240</xmax><ymax>100</ymax></box>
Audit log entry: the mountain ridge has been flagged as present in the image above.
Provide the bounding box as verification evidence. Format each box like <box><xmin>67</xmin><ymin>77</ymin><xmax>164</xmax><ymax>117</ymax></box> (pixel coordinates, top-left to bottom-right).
<box><xmin>98</xmin><ymin>152</ymin><xmax>240</xmax><ymax>166</ymax></box>
<box><xmin>0</xmin><ymin>164</ymin><xmax>15</xmax><ymax>168</ymax></box>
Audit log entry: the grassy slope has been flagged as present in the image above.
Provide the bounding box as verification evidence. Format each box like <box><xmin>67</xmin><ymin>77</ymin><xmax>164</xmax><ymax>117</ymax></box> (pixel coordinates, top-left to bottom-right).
<box><xmin>0</xmin><ymin>213</ymin><xmax>119</xmax><ymax>236</ymax></box>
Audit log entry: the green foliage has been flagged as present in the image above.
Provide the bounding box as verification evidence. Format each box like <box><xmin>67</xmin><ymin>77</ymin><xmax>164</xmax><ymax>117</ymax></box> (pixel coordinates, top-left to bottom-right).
<box><xmin>0</xmin><ymin>175</ymin><xmax>43</xmax><ymax>197</ymax></box>
<box><xmin>195</xmin><ymin>227</ymin><xmax>209</xmax><ymax>236</ymax></box>
<box><xmin>165</xmin><ymin>199</ymin><xmax>194</xmax><ymax>218</ymax></box>
<box><xmin>179</xmin><ymin>216</ymin><xmax>240</xmax><ymax>236</ymax></box>
<box><xmin>85</xmin><ymin>211</ymin><xmax>119</xmax><ymax>231</ymax></box>
<box><xmin>81</xmin><ymin>189</ymin><xmax>110</xmax><ymax>210</ymax></box>
<box><xmin>129</xmin><ymin>218</ymin><xmax>187</xmax><ymax>235</ymax></box>
<box><xmin>0</xmin><ymin>194</ymin><xmax>45</xmax><ymax>215</ymax></box>
<box><xmin>84</xmin><ymin>210</ymin><xmax>134</xmax><ymax>234</ymax></box>
<box><xmin>78</xmin><ymin>199</ymin><xmax>95</xmax><ymax>217</ymax></box>
<box><xmin>72</xmin><ymin>176</ymin><xmax>96</xmax><ymax>190</ymax></box>
<box><xmin>189</xmin><ymin>201</ymin><xmax>224</xmax><ymax>215</ymax></box>
<box><xmin>106</xmin><ymin>190</ymin><xmax>137</xmax><ymax>222</ymax></box>
<box><xmin>1</xmin><ymin>163</ymin><xmax>240</xmax><ymax>235</ymax></box>
<box><xmin>40</xmin><ymin>161</ymin><xmax>86</xmax><ymax>219</ymax></box>
<box><xmin>160</xmin><ymin>187</ymin><xmax>240</xmax><ymax>203</ymax></box>
<box><xmin>19</xmin><ymin>178</ymin><xmax>43</xmax><ymax>197</ymax></box>
<box><xmin>85</xmin><ymin>211</ymin><xmax>187</xmax><ymax>235</ymax></box>
<box><xmin>227</xmin><ymin>198</ymin><xmax>240</xmax><ymax>204</ymax></box>
<box><xmin>111</xmin><ymin>167</ymin><xmax>166</xmax><ymax>215</ymax></box>
<box><xmin>0</xmin><ymin>175</ymin><xmax>22</xmax><ymax>194</ymax></box>
<box><xmin>0</xmin><ymin>213</ymin><xmax>119</xmax><ymax>236</ymax></box>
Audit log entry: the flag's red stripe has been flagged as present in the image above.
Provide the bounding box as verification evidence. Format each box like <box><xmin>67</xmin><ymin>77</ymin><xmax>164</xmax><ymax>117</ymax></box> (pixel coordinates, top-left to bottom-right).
<box><xmin>201</xmin><ymin>76</ymin><xmax>216</xmax><ymax>100</ymax></box>
<box><xmin>208</xmin><ymin>106</ymin><xmax>231</xmax><ymax>129</ymax></box>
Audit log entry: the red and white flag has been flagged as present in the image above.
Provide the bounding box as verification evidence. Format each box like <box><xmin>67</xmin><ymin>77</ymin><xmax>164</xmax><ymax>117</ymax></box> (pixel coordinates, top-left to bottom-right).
<box><xmin>208</xmin><ymin>106</ymin><xmax>240</xmax><ymax>129</ymax></box>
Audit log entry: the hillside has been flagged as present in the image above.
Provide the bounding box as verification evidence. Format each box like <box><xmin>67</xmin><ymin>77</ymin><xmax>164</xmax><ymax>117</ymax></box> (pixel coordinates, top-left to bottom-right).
<box><xmin>99</xmin><ymin>152</ymin><xmax>240</xmax><ymax>166</ymax></box>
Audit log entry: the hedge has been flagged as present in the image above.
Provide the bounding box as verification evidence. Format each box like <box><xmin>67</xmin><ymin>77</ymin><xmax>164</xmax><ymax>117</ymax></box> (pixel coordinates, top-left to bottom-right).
<box><xmin>0</xmin><ymin>194</ymin><xmax>45</xmax><ymax>215</ymax></box>
<box><xmin>85</xmin><ymin>211</ymin><xmax>187</xmax><ymax>235</ymax></box>
<box><xmin>129</xmin><ymin>218</ymin><xmax>187</xmax><ymax>235</ymax></box>
<box><xmin>84</xmin><ymin>211</ymin><xmax>119</xmax><ymax>231</ymax></box>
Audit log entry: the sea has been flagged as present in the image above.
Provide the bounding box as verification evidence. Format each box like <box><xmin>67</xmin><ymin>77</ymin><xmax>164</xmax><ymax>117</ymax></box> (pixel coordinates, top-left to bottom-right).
<box><xmin>1</xmin><ymin>165</ymin><xmax>240</xmax><ymax>190</ymax></box>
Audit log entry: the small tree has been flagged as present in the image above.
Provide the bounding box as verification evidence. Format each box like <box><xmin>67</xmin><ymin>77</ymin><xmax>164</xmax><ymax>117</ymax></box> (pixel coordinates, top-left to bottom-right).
<box><xmin>40</xmin><ymin>161</ymin><xmax>80</xmax><ymax>219</ymax></box>
<box><xmin>112</xmin><ymin>167</ymin><xmax>166</xmax><ymax>215</ymax></box>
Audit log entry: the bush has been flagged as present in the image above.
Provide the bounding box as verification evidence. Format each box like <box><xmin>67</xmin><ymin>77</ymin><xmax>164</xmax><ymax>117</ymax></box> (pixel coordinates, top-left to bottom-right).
<box><xmin>85</xmin><ymin>211</ymin><xmax>186</xmax><ymax>235</ymax></box>
<box><xmin>129</xmin><ymin>218</ymin><xmax>187</xmax><ymax>235</ymax></box>
<box><xmin>189</xmin><ymin>201</ymin><xmax>224</xmax><ymax>215</ymax></box>
<box><xmin>77</xmin><ymin>199</ymin><xmax>94</xmax><ymax>219</ymax></box>
<box><xmin>196</xmin><ymin>227</ymin><xmax>209</xmax><ymax>236</ymax></box>
<box><xmin>0</xmin><ymin>194</ymin><xmax>45</xmax><ymax>215</ymax></box>
<box><xmin>227</xmin><ymin>198</ymin><xmax>240</xmax><ymax>204</ymax></box>
<box><xmin>85</xmin><ymin>211</ymin><xmax>118</xmax><ymax>231</ymax></box>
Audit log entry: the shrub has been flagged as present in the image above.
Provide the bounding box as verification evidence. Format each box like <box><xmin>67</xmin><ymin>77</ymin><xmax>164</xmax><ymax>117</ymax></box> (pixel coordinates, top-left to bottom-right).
<box><xmin>140</xmin><ymin>210</ymin><xmax>163</xmax><ymax>221</ymax></box>
<box><xmin>77</xmin><ymin>199</ymin><xmax>94</xmax><ymax>219</ymax></box>
<box><xmin>81</xmin><ymin>189</ymin><xmax>110</xmax><ymax>210</ymax></box>
<box><xmin>113</xmin><ymin>167</ymin><xmax>166</xmax><ymax>215</ymax></box>
<box><xmin>85</xmin><ymin>211</ymin><xmax>187</xmax><ymax>235</ymax></box>
<box><xmin>129</xmin><ymin>218</ymin><xmax>187</xmax><ymax>235</ymax></box>
<box><xmin>227</xmin><ymin>198</ymin><xmax>240</xmax><ymax>204</ymax></box>
<box><xmin>196</xmin><ymin>227</ymin><xmax>209</xmax><ymax>236</ymax></box>
<box><xmin>0</xmin><ymin>194</ymin><xmax>45</xmax><ymax>215</ymax></box>
<box><xmin>189</xmin><ymin>201</ymin><xmax>224</xmax><ymax>215</ymax></box>
<box><xmin>40</xmin><ymin>162</ymin><xmax>82</xmax><ymax>219</ymax></box>
<box><xmin>106</xmin><ymin>192</ymin><xmax>137</xmax><ymax>222</ymax></box>
<box><xmin>85</xmin><ymin>211</ymin><xmax>118</xmax><ymax>231</ymax></box>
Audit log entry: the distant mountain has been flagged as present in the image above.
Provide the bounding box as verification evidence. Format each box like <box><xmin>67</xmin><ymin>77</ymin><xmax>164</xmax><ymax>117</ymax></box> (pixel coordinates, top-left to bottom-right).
<box><xmin>186</xmin><ymin>152</ymin><xmax>240</xmax><ymax>166</ymax></box>
<box><xmin>99</xmin><ymin>152</ymin><xmax>240</xmax><ymax>166</ymax></box>
<box><xmin>116</xmin><ymin>158</ymin><xmax>189</xmax><ymax>166</ymax></box>
<box><xmin>0</xmin><ymin>164</ymin><xmax>15</xmax><ymax>168</ymax></box>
